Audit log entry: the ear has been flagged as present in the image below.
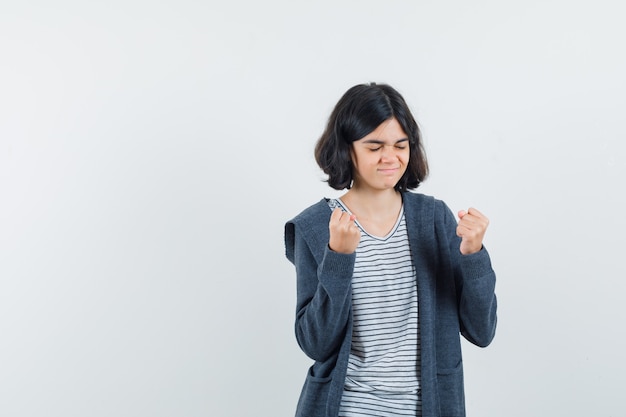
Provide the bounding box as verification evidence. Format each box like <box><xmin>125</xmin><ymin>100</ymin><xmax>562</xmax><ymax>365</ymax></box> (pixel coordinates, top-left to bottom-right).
<box><xmin>349</xmin><ymin>144</ymin><xmax>357</xmax><ymax>166</ymax></box>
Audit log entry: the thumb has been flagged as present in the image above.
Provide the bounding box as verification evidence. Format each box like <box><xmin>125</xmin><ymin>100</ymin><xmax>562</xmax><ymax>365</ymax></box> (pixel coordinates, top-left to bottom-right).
<box><xmin>457</xmin><ymin>210</ymin><xmax>467</xmax><ymax>220</ymax></box>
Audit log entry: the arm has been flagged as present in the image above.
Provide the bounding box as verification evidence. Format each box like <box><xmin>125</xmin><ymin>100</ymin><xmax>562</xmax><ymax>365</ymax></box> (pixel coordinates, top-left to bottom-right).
<box><xmin>290</xmin><ymin>221</ymin><xmax>356</xmax><ymax>362</ymax></box>
<box><xmin>441</xmin><ymin>202</ymin><xmax>498</xmax><ymax>347</ymax></box>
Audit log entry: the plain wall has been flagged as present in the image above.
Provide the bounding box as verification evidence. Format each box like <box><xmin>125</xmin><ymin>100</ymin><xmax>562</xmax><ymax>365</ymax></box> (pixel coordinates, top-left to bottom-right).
<box><xmin>1</xmin><ymin>1</ymin><xmax>625</xmax><ymax>416</ymax></box>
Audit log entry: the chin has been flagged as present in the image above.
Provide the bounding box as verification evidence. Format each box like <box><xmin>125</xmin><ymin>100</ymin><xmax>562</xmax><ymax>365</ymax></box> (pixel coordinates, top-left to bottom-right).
<box><xmin>379</xmin><ymin>182</ymin><xmax>399</xmax><ymax>191</ymax></box>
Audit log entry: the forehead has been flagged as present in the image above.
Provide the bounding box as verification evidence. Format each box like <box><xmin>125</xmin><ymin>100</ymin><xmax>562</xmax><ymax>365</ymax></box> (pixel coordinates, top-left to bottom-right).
<box><xmin>357</xmin><ymin>117</ymin><xmax>408</xmax><ymax>143</ymax></box>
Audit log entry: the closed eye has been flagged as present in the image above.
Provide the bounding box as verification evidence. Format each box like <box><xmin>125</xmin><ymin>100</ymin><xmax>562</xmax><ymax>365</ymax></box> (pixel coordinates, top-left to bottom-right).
<box><xmin>367</xmin><ymin>145</ymin><xmax>407</xmax><ymax>151</ymax></box>
<box><xmin>362</xmin><ymin>138</ymin><xmax>409</xmax><ymax>152</ymax></box>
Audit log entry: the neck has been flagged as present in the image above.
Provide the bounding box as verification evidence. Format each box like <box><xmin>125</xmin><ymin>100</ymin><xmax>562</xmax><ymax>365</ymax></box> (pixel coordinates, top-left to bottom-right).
<box><xmin>341</xmin><ymin>186</ymin><xmax>402</xmax><ymax>219</ymax></box>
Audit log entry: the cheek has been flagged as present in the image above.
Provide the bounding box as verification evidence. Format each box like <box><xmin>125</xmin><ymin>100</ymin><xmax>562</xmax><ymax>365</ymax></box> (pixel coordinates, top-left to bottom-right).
<box><xmin>352</xmin><ymin>150</ymin><xmax>373</xmax><ymax>167</ymax></box>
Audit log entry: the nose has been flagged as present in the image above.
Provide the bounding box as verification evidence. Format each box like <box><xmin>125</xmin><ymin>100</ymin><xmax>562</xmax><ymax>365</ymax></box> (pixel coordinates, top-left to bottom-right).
<box><xmin>380</xmin><ymin>145</ymin><xmax>397</xmax><ymax>161</ymax></box>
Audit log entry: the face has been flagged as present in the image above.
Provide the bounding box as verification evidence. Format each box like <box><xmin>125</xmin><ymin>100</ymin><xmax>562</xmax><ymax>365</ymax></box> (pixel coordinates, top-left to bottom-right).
<box><xmin>350</xmin><ymin>117</ymin><xmax>410</xmax><ymax>192</ymax></box>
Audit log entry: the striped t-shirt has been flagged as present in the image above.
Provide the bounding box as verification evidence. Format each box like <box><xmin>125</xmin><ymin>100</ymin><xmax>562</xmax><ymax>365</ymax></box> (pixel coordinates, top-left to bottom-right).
<box><xmin>329</xmin><ymin>198</ymin><xmax>421</xmax><ymax>417</ymax></box>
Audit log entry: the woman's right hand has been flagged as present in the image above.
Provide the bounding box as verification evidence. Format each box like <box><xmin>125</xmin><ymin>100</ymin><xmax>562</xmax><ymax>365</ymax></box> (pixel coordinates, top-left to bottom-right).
<box><xmin>328</xmin><ymin>208</ymin><xmax>361</xmax><ymax>254</ymax></box>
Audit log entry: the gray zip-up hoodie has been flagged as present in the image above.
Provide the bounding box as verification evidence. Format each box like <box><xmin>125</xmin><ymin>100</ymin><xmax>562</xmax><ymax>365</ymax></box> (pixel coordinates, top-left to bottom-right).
<box><xmin>284</xmin><ymin>192</ymin><xmax>497</xmax><ymax>417</ymax></box>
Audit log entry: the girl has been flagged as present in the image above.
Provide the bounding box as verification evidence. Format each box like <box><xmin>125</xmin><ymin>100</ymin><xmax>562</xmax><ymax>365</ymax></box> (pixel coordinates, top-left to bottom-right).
<box><xmin>284</xmin><ymin>83</ymin><xmax>497</xmax><ymax>417</ymax></box>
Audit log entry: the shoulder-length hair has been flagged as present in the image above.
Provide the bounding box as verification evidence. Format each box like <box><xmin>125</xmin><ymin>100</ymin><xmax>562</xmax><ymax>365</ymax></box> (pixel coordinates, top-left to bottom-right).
<box><xmin>314</xmin><ymin>82</ymin><xmax>428</xmax><ymax>191</ymax></box>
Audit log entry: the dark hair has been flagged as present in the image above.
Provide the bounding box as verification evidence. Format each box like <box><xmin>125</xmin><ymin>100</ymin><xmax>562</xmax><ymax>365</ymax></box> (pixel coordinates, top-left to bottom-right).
<box><xmin>314</xmin><ymin>82</ymin><xmax>429</xmax><ymax>191</ymax></box>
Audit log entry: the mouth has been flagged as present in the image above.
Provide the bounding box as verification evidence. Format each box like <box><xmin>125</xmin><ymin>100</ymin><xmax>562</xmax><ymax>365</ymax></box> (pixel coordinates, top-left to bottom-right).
<box><xmin>378</xmin><ymin>167</ymin><xmax>400</xmax><ymax>174</ymax></box>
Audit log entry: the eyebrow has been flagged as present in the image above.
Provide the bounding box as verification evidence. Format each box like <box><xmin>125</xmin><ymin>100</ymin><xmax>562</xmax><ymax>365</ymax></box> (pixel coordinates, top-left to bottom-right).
<box><xmin>361</xmin><ymin>138</ymin><xmax>409</xmax><ymax>145</ymax></box>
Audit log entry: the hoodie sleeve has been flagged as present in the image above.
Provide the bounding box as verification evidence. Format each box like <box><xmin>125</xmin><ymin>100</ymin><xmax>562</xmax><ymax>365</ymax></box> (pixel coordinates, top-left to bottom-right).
<box><xmin>285</xmin><ymin>219</ymin><xmax>355</xmax><ymax>362</ymax></box>
<box><xmin>438</xmin><ymin>201</ymin><xmax>498</xmax><ymax>347</ymax></box>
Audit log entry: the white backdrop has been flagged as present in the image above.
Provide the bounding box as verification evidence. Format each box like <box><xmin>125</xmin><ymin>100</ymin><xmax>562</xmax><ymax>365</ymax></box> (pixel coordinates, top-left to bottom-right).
<box><xmin>1</xmin><ymin>1</ymin><xmax>625</xmax><ymax>416</ymax></box>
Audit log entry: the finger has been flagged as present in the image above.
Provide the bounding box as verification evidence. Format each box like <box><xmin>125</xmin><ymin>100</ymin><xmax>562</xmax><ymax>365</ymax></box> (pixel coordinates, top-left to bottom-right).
<box><xmin>456</xmin><ymin>223</ymin><xmax>472</xmax><ymax>237</ymax></box>
<box><xmin>459</xmin><ymin>217</ymin><xmax>487</xmax><ymax>235</ymax></box>
<box><xmin>457</xmin><ymin>215</ymin><xmax>482</xmax><ymax>231</ymax></box>
<box><xmin>467</xmin><ymin>207</ymin><xmax>485</xmax><ymax>218</ymax></box>
<box><xmin>337</xmin><ymin>211</ymin><xmax>356</xmax><ymax>225</ymax></box>
<box><xmin>459</xmin><ymin>214</ymin><xmax>479</xmax><ymax>228</ymax></box>
<box><xmin>457</xmin><ymin>210</ymin><xmax>467</xmax><ymax>219</ymax></box>
<box><xmin>457</xmin><ymin>215</ymin><xmax>487</xmax><ymax>240</ymax></box>
<box><xmin>330</xmin><ymin>207</ymin><xmax>343</xmax><ymax>223</ymax></box>
<box><xmin>467</xmin><ymin>208</ymin><xmax>489</xmax><ymax>226</ymax></box>
<box><xmin>330</xmin><ymin>208</ymin><xmax>352</xmax><ymax>226</ymax></box>
<box><xmin>459</xmin><ymin>208</ymin><xmax>488</xmax><ymax>225</ymax></box>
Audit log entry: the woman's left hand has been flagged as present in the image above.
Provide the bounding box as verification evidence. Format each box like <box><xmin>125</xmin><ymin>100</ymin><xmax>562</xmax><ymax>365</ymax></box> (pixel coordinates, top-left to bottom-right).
<box><xmin>456</xmin><ymin>208</ymin><xmax>489</xmax><ymax>255</ymax></box>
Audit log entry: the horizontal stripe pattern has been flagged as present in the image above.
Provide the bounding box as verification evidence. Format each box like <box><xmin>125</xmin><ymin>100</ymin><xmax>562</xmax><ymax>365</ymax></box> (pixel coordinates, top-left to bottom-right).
<box><xmin>330</xmin><ymin>199</ymin><xmax>421</xmax><ymax>417</ymax></box>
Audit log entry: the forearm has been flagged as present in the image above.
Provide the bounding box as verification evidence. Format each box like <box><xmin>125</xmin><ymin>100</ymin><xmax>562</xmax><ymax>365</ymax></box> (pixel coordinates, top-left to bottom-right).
<box><xmin>294</xmin><ymin>246</ymin><xmax>355</xmax><ymax>361</ymax></box>
<box><xmin>457</xmin><ymin>248</ymin><xmax>498</xmax><ymax>347</ymax></box>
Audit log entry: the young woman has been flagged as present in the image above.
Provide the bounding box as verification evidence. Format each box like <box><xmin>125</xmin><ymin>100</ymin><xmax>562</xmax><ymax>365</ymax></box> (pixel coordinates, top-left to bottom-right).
<box><xmin>284</xmin><ymin>83</ymin><xmax>497</xmax><ymax>417</ymax></box>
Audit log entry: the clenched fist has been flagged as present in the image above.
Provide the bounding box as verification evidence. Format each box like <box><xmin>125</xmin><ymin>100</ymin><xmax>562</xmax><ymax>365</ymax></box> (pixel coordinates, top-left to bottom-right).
<box><xmin>456</xmin><ymin>208</ymin><xmax>489</xmax><ymax>255</ymax></box>
<box><xmin>328</xmin><ymin>208</ymin><xmax>361</xmax><ymax>254</ymax></box>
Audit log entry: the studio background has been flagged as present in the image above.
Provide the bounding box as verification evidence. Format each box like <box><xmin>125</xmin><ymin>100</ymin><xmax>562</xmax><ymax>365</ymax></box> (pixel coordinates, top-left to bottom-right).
<box><xmin>1</xmin><ymin>1</ymin><xmax>624</xmax><ymax>416</ymax></box>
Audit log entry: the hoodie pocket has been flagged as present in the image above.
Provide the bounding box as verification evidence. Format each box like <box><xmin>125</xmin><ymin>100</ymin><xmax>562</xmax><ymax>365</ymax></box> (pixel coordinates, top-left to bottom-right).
<box><xmin>295</xmin><ymin>365</ymin><xmax>333</xmax><ymax>417</ymax></box>
<box><xmin>437</xmin><ymin>360</ymin><xmax>465</xmax><ymax>416</ymax></box>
